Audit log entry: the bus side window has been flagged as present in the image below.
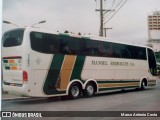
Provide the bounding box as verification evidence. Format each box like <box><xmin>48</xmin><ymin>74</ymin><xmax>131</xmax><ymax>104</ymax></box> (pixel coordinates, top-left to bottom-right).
<box><xmin>107</xmin><ymin>44</ymin><xmax>113</xmax><ymax>57</ymax></box>
<box><xmin>98</xmin><ymin>42</ymin><xmax>106</xmax><ymax>56</ymax></box>
<box><xmin>81</xmin><ymin>39</ymin><xmax>98</xmax><ymax>56</ymax></box>
<box><xmin>61</xmin><ymin>42</ymin><xmax>71</xmax><ymax>54</ymax></box>
<box><xmin>121</xmin><ymin>49</ymin><xmax>130</xmax><ymax>58</ymax></box>
<box><xmin>48</xmin><ymin>45</ymin><xmax>56</xmax><ymax>53</ymax></box>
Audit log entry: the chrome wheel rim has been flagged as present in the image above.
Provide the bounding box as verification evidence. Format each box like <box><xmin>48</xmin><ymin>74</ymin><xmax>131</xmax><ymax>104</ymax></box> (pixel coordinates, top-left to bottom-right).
<box><xmin>142</xmin><ymin>82</ymin><xmax>146</xmax><ymax>89</ymax></box>
<box><xmin>71</xmin><ymin>86</ymin><xmax>79</xmax><ymax>97</ymax></box>
<box><xmin>86</xmin><ymin>85</ymin><xmax>94</xmax><ymax>96</ymax></box>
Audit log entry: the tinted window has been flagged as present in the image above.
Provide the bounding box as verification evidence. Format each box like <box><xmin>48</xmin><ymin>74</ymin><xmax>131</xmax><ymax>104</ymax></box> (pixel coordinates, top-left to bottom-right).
<box><xmin>105</xmin><ymin>43</ymin><xmax>129</xmax><ymax>58</ymax></box>
<box><xmin>97</xmin><ymin>42</ymin><xmax>123</xmax><ymax>57</ymax></box>
<box><xmin>155</xmin><ymin>52</ymin><xmax>160</xmax><ymax>63</ymax></box>
<box><xmin>30</xmin><ymin>32</ymin><xmax>80</xmax><ymax>54</ymax></box>
<box><xmin>30</xmin><ymin>31</ymin><xmax>147</xmax><ymax>60</ymax></box>
<box><xmin>127</xmin><ymin>46</ymin><xmax>146</xmax><ymax>60</ymax></box>
<box><xmin>148</xmin><ymin>49</ymin><xmax>157</xmax><ymax>76</ymax></box>
<box><xmin>96</xmin><ymin>41</ymin><xmax>146</xmax><ymax>60</ymax></box>
<box><xmin>81</xmin><ymin>39</ymin><xmax>98</xmax><ymax>56</ymax></box>
<box><xmin>3</xmin><ymin>29</ymin><xmax>25</xmax><ymax>47</ymax></box>
<box><xmin>60</xmin><ymin>36</ymin><xmax>80</xmax><ymax>55</ymax></box>
<box><xmin>30</xmin><ymin>32</ymin><xmax>60</xmax><ymax>54</ymax></box>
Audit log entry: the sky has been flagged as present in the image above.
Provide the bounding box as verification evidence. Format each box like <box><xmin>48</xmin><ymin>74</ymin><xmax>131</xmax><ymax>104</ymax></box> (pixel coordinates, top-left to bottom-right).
<box><xmin>2</xmin><ymin>0</ymin><xmax>160</xmax><ymax>45</ymax></box>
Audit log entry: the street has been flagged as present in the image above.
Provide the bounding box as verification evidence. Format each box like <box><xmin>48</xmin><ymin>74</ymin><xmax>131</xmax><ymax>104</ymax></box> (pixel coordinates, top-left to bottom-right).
<box><xmin>2</xmin><ymin>79</ymin><xmax>160</xmax><ymax>120</ymax></box>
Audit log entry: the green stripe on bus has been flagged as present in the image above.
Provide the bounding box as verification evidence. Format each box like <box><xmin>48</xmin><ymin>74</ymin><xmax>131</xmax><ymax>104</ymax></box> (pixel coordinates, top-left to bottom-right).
<box><xmin>3</xmin><ymin>60</ymin><xmax>8</xmax><ymax>63</ymax></box>
<box><xmin>5</xmin><ymin>66</ymin><xmax>10</xmax><ymax>70</ymax></box>
<box><xmin>59</xmin><ymin>33</ymin><xmax>70</xmax><ymax>37</ymax></box>
<box><xmin>43</xmin><ymin>54</ymin><xmax>65</xmax><ymax>95</ymax></box>
<box><xmin>97</xmin><ymin>80</ymin><xmax>140</xmax><ymax>84</ymax></box>
<box><xmin>148</xmin><ymin>84</ymin><xmax>156</xmax><ymax>86</ymax></box>
<box><xmin>99</xmin><ymin>85</ymin><xmax>139</xmax><ymax>91</ymax></box>
<box><xmin>81</xmin><ymin>36</ymin><xmax>90</xmax><ymax>39</ymax></box>
<box><xmin>70</xmin><ymin>56</ymin><xmax>85</xmax><ymax>81</ymax></box>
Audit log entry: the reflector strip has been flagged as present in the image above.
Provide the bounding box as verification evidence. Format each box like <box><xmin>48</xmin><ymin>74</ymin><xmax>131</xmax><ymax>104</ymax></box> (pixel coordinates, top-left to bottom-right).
<box><xmin>11</xmin><ymin>66</ymin><xmax>17</xmax><ymax>70</ymax></box>
<box><xmin>5</xmin><ymin>66</ymin><xmax>10</xmax><ymax>70</ymax></box>
<box><xmin>2</xmin><ymin>56</ymin><xmax>22</xmax><ymax>70</ymax></box>
<box><xmin>3</xmin><ymin>56</ymin><xmax>22</xmax><ymax>59</ymax></box>
<box><xmin>3</xmin><ymin>60</ymin><xmax>8</xmax><ymax>63</ymax></box>
<box><xmin>8</xmin><ymin>59</ymin><xmax>15</xmax><ymax>63</ymax></box>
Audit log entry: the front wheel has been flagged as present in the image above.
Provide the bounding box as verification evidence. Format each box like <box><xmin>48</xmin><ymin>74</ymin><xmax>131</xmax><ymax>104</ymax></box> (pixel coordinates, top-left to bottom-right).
<box><xmin>83</xmin><ymin>83</ymin><xmax>95</xmax><ymax>97</ymax></box>
<box><xmin>68</xmin><ymin>83</ymin><xmax>81</xmax><ymax>99</ymax></box>
<box><xmin>141</xmin><ymin>80</ymin><xmax>147</xmax><ymax>90</ymax></box>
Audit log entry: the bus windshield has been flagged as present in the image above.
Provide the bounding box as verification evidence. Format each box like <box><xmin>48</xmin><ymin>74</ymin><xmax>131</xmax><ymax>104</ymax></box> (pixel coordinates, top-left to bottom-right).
<box><xmin>148</xmin><ymin>49</ymin><xmax>157</xmax><ymax>76</ymax></box>
<box><xmin>2</xmin><ymin>28</ymin><xmax>25</xmax><ymax>47</ymax></box>
<box><xmin>155</xmin><ymin>52</ymin><xmax>160</xmax><ymax>63</ymax></box>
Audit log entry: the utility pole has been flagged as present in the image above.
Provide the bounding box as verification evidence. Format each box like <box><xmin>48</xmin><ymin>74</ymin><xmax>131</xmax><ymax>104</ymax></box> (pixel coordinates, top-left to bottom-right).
<box><xmin>96</xmin><ymin>0</ymin><xmax>104</xmax><ymax>37</ymax></box>
<box><xmin>95</xmin><ymin>0</ymin><xmax>113</xmax><ymax>37</ymax></box>
<box><xmin>100</xmin><ymin>0</ymin><xmax>103</xmax><ymax>37</ymax></box>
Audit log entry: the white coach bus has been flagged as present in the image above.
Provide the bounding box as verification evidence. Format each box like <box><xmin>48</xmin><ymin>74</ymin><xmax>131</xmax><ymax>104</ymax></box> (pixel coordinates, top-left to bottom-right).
<box><xmin>2</xmin><ymin>27</ymin><xmax>158</xmax><ymax>99</ymax></box>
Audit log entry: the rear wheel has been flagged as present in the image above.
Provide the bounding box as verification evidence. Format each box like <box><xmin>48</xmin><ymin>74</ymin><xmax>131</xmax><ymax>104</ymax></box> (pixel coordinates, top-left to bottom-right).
<box><xmin>68</xmin><ymin>83</ymin><xmax>81</xmax><ymax>99</ymax></box>
<box><xmin>83</xmin><ymin>83</ymin><xmax>95</xmax><ymax>97</ymax></box>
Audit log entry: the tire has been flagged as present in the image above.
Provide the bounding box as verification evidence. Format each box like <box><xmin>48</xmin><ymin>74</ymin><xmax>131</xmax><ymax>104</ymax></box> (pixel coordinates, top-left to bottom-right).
<box><xmin>83</xmin><ymin>83</ymin><xmax>95</xmax><ymax>97</ymax></box>
<box><xmin>68</xmin><ymin>83</ymin><xmax>81</xmax><ymax>99</ymax></box>
<box><xmin>141</xmin><ymin>80</ymin><xmax>147</xmax><ymax>90</ymax></box>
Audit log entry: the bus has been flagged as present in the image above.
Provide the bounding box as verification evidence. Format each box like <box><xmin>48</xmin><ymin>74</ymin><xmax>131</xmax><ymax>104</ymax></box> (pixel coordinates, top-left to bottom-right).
<box><xmin>2</xmin><ymin>27</ymin><xmax>158</xmax><ymax>99</ymax></box>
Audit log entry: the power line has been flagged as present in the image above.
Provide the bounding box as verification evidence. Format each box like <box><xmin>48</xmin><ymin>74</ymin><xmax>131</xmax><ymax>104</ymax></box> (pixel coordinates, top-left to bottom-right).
<box><xmin>96</xmin><ymin>0</ymin><xmax>114</xmax><ymax>37</ymax></box>
<box><xmin>104</xmin><ymin>0</ymin><xmax>123</xmax><ymax>18</ymax></box>
<box><xmin>95</xmin><ymin>0</ymin><xmax>127</xmax><ymax>36</ymax></box>
<box><xmin>104</xmin><ymin>0</ymin><xmax>128</xmax><ymax>24</ymax></box>
<box><xmin>111</xmin><ymin>0</ymin><xmax>116</xmax><ymax>8</ymax></box>
<box><xmin>113</xmin><ymin>0</ymin><xmax>124</xmax><ymax>10</ymax></box>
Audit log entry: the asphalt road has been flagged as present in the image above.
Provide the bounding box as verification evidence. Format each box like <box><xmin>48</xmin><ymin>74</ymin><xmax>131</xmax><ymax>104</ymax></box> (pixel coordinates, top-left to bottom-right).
<box><xmin>2</xmin><ymin>79</ymin><xmax>160</xmax><ymax>120</ymax></box>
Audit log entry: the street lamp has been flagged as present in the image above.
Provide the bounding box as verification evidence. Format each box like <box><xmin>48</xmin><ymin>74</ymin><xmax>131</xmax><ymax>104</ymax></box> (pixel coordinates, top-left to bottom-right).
<box><xmin>3</xmin><ymin>20</ymin><xmax>19</xmax><ymax>27</ymax></box>
<box><xmin>31</xmin><ymin>20</ymin><xmax>46</xmax><ymax>27</ymax></box>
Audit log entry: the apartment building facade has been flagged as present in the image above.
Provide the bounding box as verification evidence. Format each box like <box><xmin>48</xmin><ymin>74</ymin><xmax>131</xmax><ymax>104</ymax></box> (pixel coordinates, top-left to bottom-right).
<box><xmin>147</xmin><ymin>11</ymin><xmax>160</xmax><ymax>52</ymax></box>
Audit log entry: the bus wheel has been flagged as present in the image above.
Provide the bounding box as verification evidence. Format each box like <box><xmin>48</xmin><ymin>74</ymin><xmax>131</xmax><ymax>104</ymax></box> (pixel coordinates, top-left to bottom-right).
<box><xmin>84</xmin><ymin>83</ymin><xmax>95</xmax><ymax>97</ymax></box>
<box><xmin>141</xmin><ymin>80</ymin><xmax>147</xmax><ymax>90</ymax></box>
<box><xmin>68</xmin><ymin>83</ymin><xmax>81</xmax><ymax>99</ymax></box>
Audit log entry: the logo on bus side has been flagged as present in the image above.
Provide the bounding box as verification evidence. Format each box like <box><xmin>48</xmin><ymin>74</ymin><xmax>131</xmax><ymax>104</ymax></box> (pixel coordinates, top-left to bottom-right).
<box><xmin>92</xmin><ymin>60</ymin><xmax>135</xmax><ymax>66</ymax></box>
<box><xmin>92</xmin><ymin>60</ymin><xmax>108</xmax><ymax>65</ymax></box>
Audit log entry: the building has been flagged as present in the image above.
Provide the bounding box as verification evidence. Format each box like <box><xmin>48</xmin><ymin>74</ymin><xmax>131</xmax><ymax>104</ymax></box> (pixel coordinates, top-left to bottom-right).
<box><xmin>147</xmin><ymin>11</ymin><xmax>160</xmax><ymax>52</ymax></box>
